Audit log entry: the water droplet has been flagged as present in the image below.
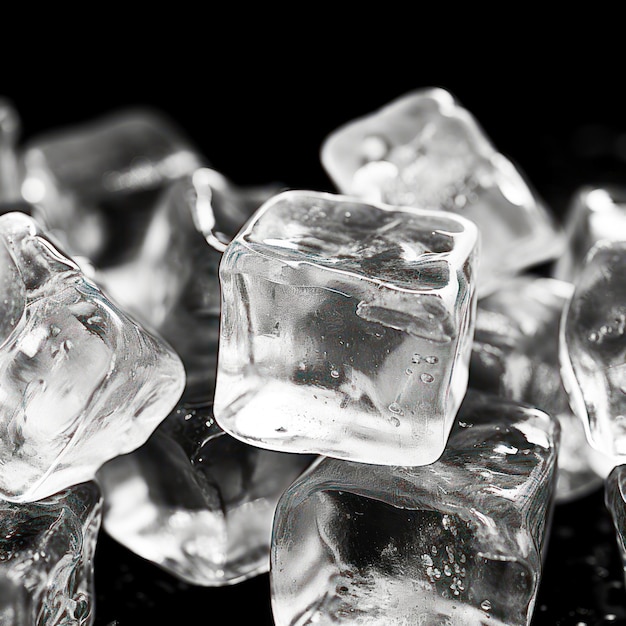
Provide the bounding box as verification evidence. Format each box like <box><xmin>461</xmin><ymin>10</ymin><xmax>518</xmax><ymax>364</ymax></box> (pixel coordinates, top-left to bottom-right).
<box><xmin>344</xmin><ymin>211</ymin><xmax>352</xmax><ymax>219</ymax></box>
<box><xmin>330</xmin><ymin>369</ymin><xmax>340</xmax><ymax>379</ymax></box>
<box><xmin>421</xmin><ymin>554</ymin><xmax>434</xmax><ymax>567</ymax></box>
<box><xmin>481</xmin><ymin>600</ymin><xmax>492</xmax><ymax>612</ymax></box>
<box><xmin>589</xmin><ymin>331</ymin><xmax>599</xmax><ymax>342</ymax></box>
<box><xmin>405</xmin><ymin>368</ymin><xmax>413</xmax><ymax>375</ymax></box>
<box><xmin>389</xmin><ymin>402</ymin><xmax>403</xmax><ymax>415</ymax></box>
<box><xmin>443</xmin><ymin>564</ymin><xmax>452</xmax><ymax>576</ymax></box>
<box><xmin>411</xmin><ymin>353</ymin><xmax>422</xmax><ymax>364</ymax></box>
<box><xmin>425</xmin><ymin>355</ymin><xmax>438</xmax><ymax>364</ymax></box>
<box><xmin>420</xmin><ymin>373</ymin><xmax>434</xmax><ymax>383</ymax></box>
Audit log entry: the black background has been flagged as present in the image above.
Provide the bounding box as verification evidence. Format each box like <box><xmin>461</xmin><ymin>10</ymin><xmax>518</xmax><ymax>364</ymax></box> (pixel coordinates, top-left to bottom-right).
<box><xmin>3</xmin><ymin>23</ymin><xmax>626</xmax><ymax>625</ymax></box>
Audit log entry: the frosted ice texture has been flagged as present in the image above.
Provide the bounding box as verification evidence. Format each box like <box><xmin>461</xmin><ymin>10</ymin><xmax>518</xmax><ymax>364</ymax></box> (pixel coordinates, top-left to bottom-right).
<box><xmin>0</xmin><ymin>482</ymin><xmax>102</xmax><ymax>626</ymax></box>
<box><xmin>96</xmin><ymin>401</ymin><xmax>315</xmax><ymax>586</ymax></box>
<box><xmin>214</xmin><ymin>190</ymin><xmax>479</xmax><ymax>466</ymax></box>
<box><xmin>271</xmin><ymin>391</ymin><xmax>559</xmax><ymax>626</ymax></box>
<box><xmin>20</xmin><ymin>108</ymin><xmax>203</xmax><ymax>264</ymax></box>
<box><xmin>0</xmin><ymin>212</ymin><xmax>185</xmax><ymax>502</ymax></box>
<box><xmin>320</xmin><ymin>87</ymin><xmax>564</xmax><ymax>298</ymax></box>
<box><xmin>560</xmin><ymin>240</ymin><xmax>626</xmax><ymax>458</ymax></box>
<box><xmin>470</xmin><ymin>275</ymin><xmax>606</xmax><ymax>502</ymax></box>
<box><xmin>553</xmin><ymin>185</ymin><xmax>626</xmax><ymax>282</ymax></box>
<box><xmin>0</xmin><ymin>98</ymin><xmax>22</xmax><ymax>202</ymax></box>
<box><xmin>94</xmin><ymin>167</ymin><xmax>280</xmax><ymax>401</ymax></box>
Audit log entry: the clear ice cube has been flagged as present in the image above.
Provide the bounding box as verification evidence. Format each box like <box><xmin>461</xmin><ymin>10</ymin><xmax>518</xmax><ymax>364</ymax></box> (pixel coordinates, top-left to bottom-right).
<box><xmin>320</xmin><ymin>86</ymin><xmax>564</xmax><ymax>298</ymax></box>
<box><xmin>94</xmin><ymin>167</ymin><xmax>281</xmax><ymax>401</ymax></box>
<box><xmin>213</xmin><ymin>190</ymin><xmax>479</xmax><ymax>466</ymax></box>
<box><xmin>19</xmin><ymin>108</ymin><xmax>204</xmax><ymax>264</ymax></box>
<box><xmin>470</xmin><ymin>275</ymin><xmax>607</xmax><ymax>502</ymax></box>
<box><xmin>270</xmin><ymin>390</ymin><xmax>559</xmax><ymax>626</ymax></box>
<box><xmin>0</xmin><ymin>211</ymin><xmax>185</xmax><ymax>502</ymax></box>
<box><xmin>553</xmin><ymin>185</ymin><xmax>626</xmax><ymax>282</ymax></box>
<box><xmin>96</xmin><ymin>401</ymin><xmax>315</xmax><ymax>586</ymax></box>
<box><xmin>0</xmin><ymin>481</ymin><xmax>102</xmax><ymax>626</ymax></box>
<box><xmin>560</xmin><ymin>240</ymin><xmax>626</xmax><ymax>458</ymax></box>
<box><xmin>0</xmin><ymin>97</ymin><xmax>22</xmax><ymax>202</ymax></box>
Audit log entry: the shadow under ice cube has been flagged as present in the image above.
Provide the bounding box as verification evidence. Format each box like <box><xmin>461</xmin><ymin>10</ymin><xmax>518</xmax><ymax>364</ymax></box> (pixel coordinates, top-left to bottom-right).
<box><xmin>0</xmin><ymin>212</ymin><xmax>185</xmax><ymax>502</ymax></box>
<box><xmin>214</xmin><ymin>190</ymin><xmax>478</xmax><ymax>466</ymax></box>
<box><xmin>270</xmin><ymin>391</ymin><xmax>559</xmax><ymax>626</ymax></box>
<box><xmin>0</xmin><ymin>482</ymin><xmax>102</xmax><ymax>626</ymax></box>
<box><xmin>320</xmin><ymin>86</ymin><xmax>564</xmax><ymax>298</ymax></box>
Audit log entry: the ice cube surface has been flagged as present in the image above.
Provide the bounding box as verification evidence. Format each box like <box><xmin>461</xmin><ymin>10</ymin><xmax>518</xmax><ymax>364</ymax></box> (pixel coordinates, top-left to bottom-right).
<box><xmin>553</xmin><ymin>185</ymin><xmax>626</xmax><ymax>282</ymax></box>
<box><xmin>97</xmin><ymin>401</ymin><xmax>315</xmax><ymax>586</ymax></box>
<box><xmin>0</xmin><ymin>211</ymin><xmax>185</xmax><ymax>502</ymax></box>
<box><xmin>214</xmin><ymin>190</ymin><xmax>479</xmax><ymax>466</ymax></box>
<box><xmin>560</xmin><ymin>240</ymin><xmax>626</xmax><ymax>458</ymax></box>
<box><xmin>470</xmin><ymin>275</ymin><xmax>606</xmax><ymax>501</ymax></box>
<box><xmin>321</xmin><ymin>86</ymin><xmax>564</xmax><ymax>297</ymax></box>
<box><xmin>0</xmin><ymin>482</ymin><xmax>102</xmax><ymax>626</ymax></box>
<box><xmin>270</xmin><ymin>390</ymin><xmax>559</xmax><ymax>626</ymax></box>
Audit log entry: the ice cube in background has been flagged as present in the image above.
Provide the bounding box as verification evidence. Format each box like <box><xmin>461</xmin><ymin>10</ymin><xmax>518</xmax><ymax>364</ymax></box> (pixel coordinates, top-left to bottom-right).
<box><xmin>271</xmin><ymin>391</ymin><xmax>559</xmax><ymax>626</ymax></box>
<box><xmin>0</xmin><ymin>97</ymin><xmax>22</xmax><ymax>201</ymax></box>
<box><xmin>96</xmin><ymin>401</ymin><xmax>315</xmax><ymax>586</ymax></box>
<box><xmin>95</xmin><ymin>167</ymin><xmax>281</xmax><ymax>401</ymax></box>
<box><xmin>0</xmin><ymin>212</ymin><xmax>185</xmax><ymax>503</ymax></box>
<box><xmin>19</xmin><ymin>108</ymin><xmax>204</xmax><ymax>265</ymax></box>
<box><xmin>560</xmin><ymin>240</ymin><xmax>626</xmax><ymax>459</ymax></box>
<box><xmin>0</xmin><ymin>481</ymin><xmax>102</xmax><ymax>626</ymax></box>
<box><xmin>320</xmin><ymin>87</ymin><xmax>564</xmax><ymax>298</ymax></box>
<box><xmin>214</xmin><ymin>190</ymin><xmax>479</xmax><ymax>466</ymax></box>
<box><xmin>552</xmin><ymin>185</ymin><xmax>626</xmax><ymax>282</ymax></box>
<box><xmin>470</xmin><ymin>275</ymin><xmax>607</xmax><ymax>502</ymax></box>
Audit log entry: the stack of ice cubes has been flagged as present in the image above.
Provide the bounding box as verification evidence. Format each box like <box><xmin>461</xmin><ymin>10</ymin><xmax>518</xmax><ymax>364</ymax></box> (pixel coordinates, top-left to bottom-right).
<box><xmin>1</xmin><ymin>85</ymin><xmax>625</xmax><ymax>625</ymax></box>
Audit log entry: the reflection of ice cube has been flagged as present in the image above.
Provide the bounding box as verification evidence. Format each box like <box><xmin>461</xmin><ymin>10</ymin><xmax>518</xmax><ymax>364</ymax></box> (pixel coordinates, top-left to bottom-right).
<box><xmin>94</xmin><ymin>167</ymin><xmax>281</xmax><ymax>402</ymax></box>
<box><xmin>96</xmin><ymin>402</ymin><xmax>315</xmax><ymax>586</ymax></box>
<box><xmin>20</xmin><ymin>108</ymin><xmax>204</xmax><ymax>264</ymax></box>
<box><xmin>553</xmin><ymin>185</ymin><xmax>626</xmax><ymax>282</ymax></box>
<box><xmin>0</xmin><ymin>212</ymin><xmax>185</xmax><ymax>502</ymax></box>
<box><xmin>0</xmin><ymin>482</ymin><xmax>102</xmax><ymax>625</ymax></box>
<box><xmin>560</xmin><ymin>240</ymin><xmax>626</xmax><ymax>459</ymax></box>
<box><xmin>321</xmin><ymin>87</ymin><xmax>564</xmax><ymax>298</ymax></box>
<box><xmin>214</xmin><ymin>190</ymin><xmax>479</xmax><ymax>466</ymax></box>
<box><xmin>271</xmin><ymin>391</ymin><xmax>558</xmax><ymax>626</ymax></box>
<box><xmin>470</xmin><ymin>275</ymin><xmax>606</xmax><ymax>502</ymax></box>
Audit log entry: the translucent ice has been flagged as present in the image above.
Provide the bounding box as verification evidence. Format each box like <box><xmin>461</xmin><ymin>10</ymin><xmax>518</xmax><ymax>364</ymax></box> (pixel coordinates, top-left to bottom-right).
<box><xmin>0</xmin><ymin>97</ymin><xmax>22</xmax><ymax>201</ymax></box>
<box><xmin>0</xmin><ymin>211</ymin><xmax>185</xmax><ymax>502</ymax></box>
<box><xmin>96</xmin><ymin>401</ymin><xmax>315</xmax><ymax>586</ymax></box>
<box><xmin>470</xmin><ymin>275</ymin><xmax>606</xmax><ymax>502</ymax></box>
<box><xmin>321</xmin><ymin>87</ymin><xmax>564</xmax><ymax>297</ymax></box>
<box><xmin>271</xmin><ymin>391</ymin><xmax>559</xmax><ymax>626</ymax></box>
<box><xmin>0</xmin><ymin>481</ymin><xmax>102</xmax><ymax>626</ymax></box>
<box><xmin>560</xmin><ymin>240</ymin><xmax>626</xmax><ymax>458</ymax></box>
<box><xmin>94</xmin><ymin>167</ymin><xmax>281</xmax><ymax>401</ymax></box>
<box><xmin>553</xmin><ymin>185</ymin><xmax>626</xmax><ymax>282</ymax></box>
<box><xmin>20</xmin><ymin>108</ymin><xmax>203</xmax><ymax>264</ymax></box>
<box><xmin>214</xmin><ymin>190</ymin><xmax>479</xmax><ymax>466</ymax></box>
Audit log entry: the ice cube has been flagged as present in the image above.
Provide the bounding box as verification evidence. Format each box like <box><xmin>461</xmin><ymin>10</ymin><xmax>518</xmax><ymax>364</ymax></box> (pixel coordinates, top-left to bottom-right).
<box><xmin>19</xmin><ymin>108</ymin><xmax>204</xmax><ymax>264</ymax></box>
<box><xmin>213</xmin><ymin>190</ymin><xmax>479</xmax><ymax>466</ymax></box>
<box><xmin>94</xmin><ymin>167</ymin><xmax>281</xmax><ymax>401</ymax></box>
<box><xmin>320</xmin><ymin>87</ymin><xmax>564</xmax><ymax>298</ymax></box>
<box><xmin>96</xmin><ymin>401</ymin><xmax>315</xmax><ymax>586</ymax></box>
<box><xmin>470</xmin><ymin>275</ymin><xmax>607</xmax><ymax>502</ymax></box>
<box><xmin>0</xmin><ymin>97</ymin><xmax>22</xmax><ymax>202</ymax></box>
<box><xmin>560</xmin><ymin>240</ymin><xmax>626</xmax><ymax>459</ymax></box>
<box><xmin>605</xmin><ymin>464</ymin><xmax>626</xmax><ymax>588</ymax></box>
<box><xmin>270</xmin><ymin>390</ymin><xmax>559</xmax><ymax>626</ymax></box>
<box><xmin>0</xmin><ymin>211</ymin><xmax>185</xmax><ymax>502</ymax></box>
<box><xmin>0</xmin><ymin>481</ymin><xmax>102</xmax><ymax>626</ymax></box>
<box><xmin>553</xmin><ymin>185</ymin><xmax>626</xmax><ymax>282</ymax></box>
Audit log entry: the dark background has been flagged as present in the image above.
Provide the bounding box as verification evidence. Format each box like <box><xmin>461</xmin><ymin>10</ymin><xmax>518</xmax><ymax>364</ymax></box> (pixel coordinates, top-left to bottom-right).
<box><xmin>3</xmin><ymin>27</ymin><xmax>626</xmax><ymax>625</ymax></box>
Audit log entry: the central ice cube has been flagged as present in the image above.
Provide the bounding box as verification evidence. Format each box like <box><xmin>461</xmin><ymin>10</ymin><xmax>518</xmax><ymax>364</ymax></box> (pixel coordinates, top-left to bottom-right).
<box><xmin>214</xmin><ymin>190</ymin><xmax>479</xmax><ymax>466</ymax></box>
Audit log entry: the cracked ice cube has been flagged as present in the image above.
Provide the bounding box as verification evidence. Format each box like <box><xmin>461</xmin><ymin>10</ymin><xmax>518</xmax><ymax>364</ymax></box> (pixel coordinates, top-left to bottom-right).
<box><xmin>0</xmin><ymin>212</ymin><xmax>185</xmax><ymax>502</ymax></box>
<box><xmin>553</xmin><ymin>185</ymin><xmax>626</xmax><ymax>282</ymax></box>
<box><xmin>19</xmin><ymin>107</ymin><xmax>203</xmax><ymax>265</ymax></box>
<box><xmin>94</xmin><ymin>167</ymin><xmax>281</xmax><ymax>401</ymax></box>
<box><xmin>0</xmin><ymin>481</ymin><xmax>102</xmax><ymax>626</ymax></box>
<box><xmin>560</xmin><ymin>240</ymin><xmax>626</xmax><ymax>458</ymax></box>
<box><xmin>270</xmin><ymin>391</ymin><xmax>559</xmax><ymax>626</ymax></box>
<box><xmin>470</xmin><ymin>275</ymin><xmax>607</xmax><ymax>502</ymax></box>
<box><xmin>321</xmin><ymin>87</ymin><xmax>564</xmax><ymax>298</ymax></box>
<box><xmin>96</xmin><ymin>401</ymin><xmax>315</xmax><ymax>586</ymax></box>
<box><xmin>213</xmin><ymin>190</ymin><xmax>479</xmax><ymax>466</ymax></box>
